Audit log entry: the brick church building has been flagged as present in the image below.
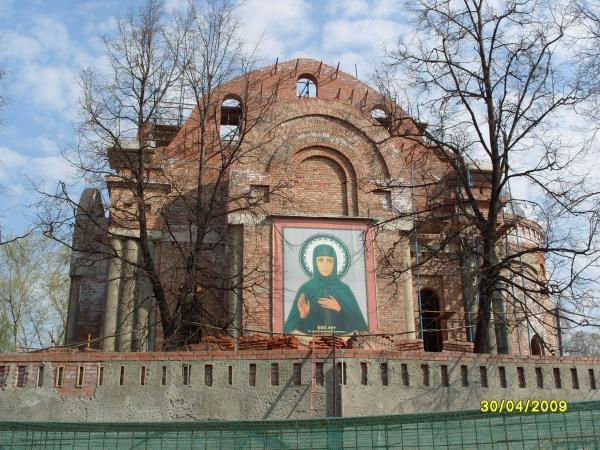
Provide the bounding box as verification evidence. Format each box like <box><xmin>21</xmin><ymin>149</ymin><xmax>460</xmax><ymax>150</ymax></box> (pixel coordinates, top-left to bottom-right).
<box><xmin>64</xmin><ymin>58</ymin><xmax>555</xmax><ymax>357</ymax></box>
<box><xmin>1</xmin><ymin>60</ymin><xmax>597</xmax><ymax>423</ymax></box>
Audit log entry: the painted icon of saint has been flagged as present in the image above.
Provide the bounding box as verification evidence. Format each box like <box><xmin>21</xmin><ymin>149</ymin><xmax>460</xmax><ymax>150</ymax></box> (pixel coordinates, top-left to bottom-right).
<box><xmin>284</xmin><ymin>244</ymin><xmax>368</xmax><ymax>334</ymax></box>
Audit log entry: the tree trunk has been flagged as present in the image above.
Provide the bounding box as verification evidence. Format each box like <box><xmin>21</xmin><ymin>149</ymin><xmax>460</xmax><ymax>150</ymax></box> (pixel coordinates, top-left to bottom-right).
<box><xmin>474</xmin><ymin>291</ymin><xmax>494</xmax><ymax>353</ymax></box>
<box><xmin>474</xmin><ymin>241</ymin><xmax>511</xmax><ymax>353</ymax></box>
<box><xmin>492</xmin><ymin>289</ymin><xmax>511</xmax><ymax>354</ymax></box>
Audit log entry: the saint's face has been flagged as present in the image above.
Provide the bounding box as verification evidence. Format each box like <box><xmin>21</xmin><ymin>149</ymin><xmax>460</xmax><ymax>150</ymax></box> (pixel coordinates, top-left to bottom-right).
<box><xmin>316</xmin><ymin>256</ymin><xmax>334</xmax><ymax>277</ymax></box>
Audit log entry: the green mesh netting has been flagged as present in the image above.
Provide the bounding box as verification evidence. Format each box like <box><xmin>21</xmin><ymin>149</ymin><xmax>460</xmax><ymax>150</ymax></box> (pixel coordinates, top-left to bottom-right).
<box><xmin>0</xmin><ymin>401</ymin><xmax>598</xmax><ymax>449</ymax></box>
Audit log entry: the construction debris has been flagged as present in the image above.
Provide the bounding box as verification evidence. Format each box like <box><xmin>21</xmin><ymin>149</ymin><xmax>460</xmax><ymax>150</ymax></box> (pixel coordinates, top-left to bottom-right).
<box><xmin>189</xmin><ymin>335</ymin><xmax>235</xmax><ymax>351</ymax></box>
<box><xmin>346</xmin><ymin>334</ymin><xmax>397</xmax><ymax>351</ymax></box>
<box><xmin>237</xmin><ymin>335</ymin><xmax>301</xmax><ymax>351</ymax></box>
<box><xmin>310</xmin><ymin>335</ymin><xmax>346</xmax><ymax>349</ymax></box>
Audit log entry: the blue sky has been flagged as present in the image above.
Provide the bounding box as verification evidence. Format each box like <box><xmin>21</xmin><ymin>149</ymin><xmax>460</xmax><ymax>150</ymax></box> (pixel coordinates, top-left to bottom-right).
<box><xmin>0</xmin><ymin>0</ymin><xmax>405</xmax><ymax>236</ymax></box>
<box><xmin>1</xmin><ymin>1</ymin><xmax>598</xmax><ymax>330</ymax></box>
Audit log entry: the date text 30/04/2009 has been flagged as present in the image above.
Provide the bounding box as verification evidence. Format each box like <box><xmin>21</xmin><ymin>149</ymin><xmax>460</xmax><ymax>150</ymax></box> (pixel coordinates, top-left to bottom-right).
<box><xmin>480</xmin><ymin>399</ymin><xmax>568</xmax><ymax>413</ymax></box>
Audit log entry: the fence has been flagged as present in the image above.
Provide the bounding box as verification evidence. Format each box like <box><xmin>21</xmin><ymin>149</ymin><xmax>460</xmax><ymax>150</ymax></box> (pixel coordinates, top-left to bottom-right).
<box><xmin>0</xmin><ymin>400</ymin><xmax>598</xmax><ymax>449</ymax></box>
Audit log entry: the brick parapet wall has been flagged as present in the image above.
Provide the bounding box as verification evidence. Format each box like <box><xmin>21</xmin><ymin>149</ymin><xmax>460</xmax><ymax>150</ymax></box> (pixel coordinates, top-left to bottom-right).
<box><xmin>0</xmin><ymin>350</ymin><xmax>597</xmax><ymax>421</ymax></box>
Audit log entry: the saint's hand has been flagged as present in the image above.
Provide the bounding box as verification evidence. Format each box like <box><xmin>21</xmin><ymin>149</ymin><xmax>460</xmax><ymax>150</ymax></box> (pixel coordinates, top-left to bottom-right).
<box><xmin>298</xmin><ymin>293</ymin><xmax>309</xmax><ymax>319</ymax></box>
<box><xmin>318</xmin><ymin>296</ymin><xmax>341</xmax><ymax>312</ymax></box>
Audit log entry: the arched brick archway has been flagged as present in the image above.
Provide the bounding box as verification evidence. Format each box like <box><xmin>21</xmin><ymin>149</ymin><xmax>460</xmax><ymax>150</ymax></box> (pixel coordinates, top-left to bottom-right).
<box><xmin>531</xmin><ymin>334</ymin><xmax>545</xmax><ymax>356</ymax></box>
<box><xmin>264</xmin><ymin>112</ymin><xmax>392</xmax><ymax>180</ymax></box>
<box><xmin>293</xmin><ymin>147</ymin><xmax>359</xmax><ymax>216</ymax></box>
<box><xmin>295</xmin><ymin>155</ymin><xmax>349</xmax><ymax>216</ymax></box>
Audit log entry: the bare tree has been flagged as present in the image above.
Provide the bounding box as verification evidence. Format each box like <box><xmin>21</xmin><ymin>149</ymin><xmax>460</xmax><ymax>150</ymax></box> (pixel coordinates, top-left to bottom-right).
<box><xmin>37</xmin><ymin>0</ymin><xmax>284</xmax><ymax>350</ymax></box>
<box><xmin>151</xmin><ymin>0</ymin><xmax>286</xmax><ymax>348</ymax></box>
<box><xmin>576</xmin><ymin>0</ymin><xmax>600</xmax><ymax>124</ymax></box>
<box><xmin>375</xmin><ymin>0</ymin><xmax>600</xmax><ymax>353</ymax></box>
<box><xmin>0</xmin><ymin>37</ymin><xmax>14</xmax><ymax>243</ymax></box>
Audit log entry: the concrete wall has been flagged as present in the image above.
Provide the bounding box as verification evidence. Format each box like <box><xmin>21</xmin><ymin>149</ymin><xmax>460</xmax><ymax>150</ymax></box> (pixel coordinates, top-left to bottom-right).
<box><xmin>0</xmin><ymin>350</ymin><xmax>597</xmax><ymax>421</ymax></box>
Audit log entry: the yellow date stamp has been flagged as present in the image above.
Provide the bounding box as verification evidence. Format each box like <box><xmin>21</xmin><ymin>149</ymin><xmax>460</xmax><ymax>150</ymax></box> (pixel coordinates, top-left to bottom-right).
<box><xmin>480</xmin><ymin>399</ymin><xmax>568</xmax><ymax>413</ymax></box>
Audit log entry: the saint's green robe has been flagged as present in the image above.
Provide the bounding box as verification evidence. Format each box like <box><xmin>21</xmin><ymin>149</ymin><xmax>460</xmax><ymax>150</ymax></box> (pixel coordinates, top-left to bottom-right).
<box><xmin>284</xmin><ymin>244</ymin><xmax>368</xmax><ymax>334</ymax></box>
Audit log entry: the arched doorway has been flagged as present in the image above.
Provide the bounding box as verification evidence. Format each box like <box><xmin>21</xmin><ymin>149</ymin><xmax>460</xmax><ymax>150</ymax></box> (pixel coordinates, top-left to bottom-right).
<box><xmin>420</xmin><ymin>289</ymin><xmax>443</xmax><ymax>352</ymax></box>
<box><xmin>531</xmin><ymin>334</ymin><xmax>545</xmax><ymax>356</ymax></box>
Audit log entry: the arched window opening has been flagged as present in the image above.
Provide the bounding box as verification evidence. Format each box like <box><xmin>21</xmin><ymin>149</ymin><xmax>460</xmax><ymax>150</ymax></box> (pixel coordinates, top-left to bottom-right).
<box><xmin>297</xmin><ymin>75</ymin><xmax>317</xmax><ymax>98</ymax></box>
<box><xmin>371</xmin><ymin>107</ymin><xmax>389</xmax><ymax>127</ymax></box>
<box><xmin>531</xmin><ymin>334</ymin><xmax>545</xmax><ymax>356</ymax></box>
<box><xmin>220</xmin><ymin>97</ymin><xmax>242</xmax><ymax>141</ymax></box>
<box><xmin>420</xmin><ymin>289</ymin><xmax>443</xmax><ymax>352</ymax></box>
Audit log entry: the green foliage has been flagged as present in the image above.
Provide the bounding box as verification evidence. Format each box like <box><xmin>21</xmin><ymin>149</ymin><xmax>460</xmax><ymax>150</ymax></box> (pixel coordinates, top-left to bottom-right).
<box><xmin>565</xmin><ymin>330</ymin><xmax>600</xmax><ymax>356</ymax></box>
<box><xmin>0</xmin><ymin>233</ymin><xmax>69</xmax><ymax>352</ymax></box>
<box><xmin>0</xmin><ymin>309</ymin><xmax>11</xmax><ymax>352</ymax></box>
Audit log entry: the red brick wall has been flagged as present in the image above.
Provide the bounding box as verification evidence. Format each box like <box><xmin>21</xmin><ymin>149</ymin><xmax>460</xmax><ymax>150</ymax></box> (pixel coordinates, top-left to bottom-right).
<box><xmin>1</xmin><ymin>349</ymin><xmax>597</xmax><ymax>365</ymax></box>
<box><xmin>294</xmin><ymin>155</ymin><xmax>348</xmax><ymax>216</ymax></box>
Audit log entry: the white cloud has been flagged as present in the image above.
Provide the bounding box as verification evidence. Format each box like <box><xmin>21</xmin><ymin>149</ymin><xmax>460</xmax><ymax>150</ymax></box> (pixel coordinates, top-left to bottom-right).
<box><xmin>16</xmin><ymin>64</ymin><xmax>81</xmax><ymax>119</ymax></box>
<box><xmin>0</xmin><ymin>145</ymin><xmax>75</xmax><ymax>194</ymax></box>
<box><xmin>336</xmin><ymin>51</ymin><xmax>369</xmax><ymax>77</ymax></box>
<box><xmin>370</xmin><ymin>0</ymin><xmax>400</xmax><ymax>18</ymax></box>
<box><xmin>22</xmin><ymin>136</ymin><xmax>60</xmax><ymax>155</ymax></box>
<box><xmin>322</xmin><ymin>18</ymin><xmax>405</xmax><ymax>53</ymax></box>
<box><xmin>325</xmin><ymin>0</ymin><xmax>403</xmax><ymax>20</ymax></box>
<box><xmin>29</xmin><ymin>156</ymin><xmax>74</xmax><ymax>183</ymax></box>
<box><xmin>5</xmin><ymin>15</ymin><xmax>89</xmax><ymax>67</ymax></box>
<box><xmin>0</xmin><ymin>145</ymin><xmax>28</xmax><ymax>168</ymax></box>
<box><xmin>164</xmin><ymin>0</ymin><xmax>188</xmax><ymax>13</ymax></box>
<box><xmin>3</xmin><ymin>33</ymin><xmax>43</xmax><ymax>62</ymax></box>
<box><xmin>84</xmin><ymin>15</ymin><xmax>117</xmax><ymax>38</ymax></box>
<box><xmin>3</xmin><ymin>13</ymin><xmax>93</xmax><ymax>124</ymax></box>
<box><xmin>239</xmin><ymin>0</ymin><xmax>315</xmax><ymax>59</ymax></box>
<box><xmin>29</xmin><ymin>15</ymin><xmax>72</xmax><ymax>57</ymax></box>
<box><xmin>325</xmin><ymin>0</ymin><xmax>369</xmax><ymax>18</ymax></box>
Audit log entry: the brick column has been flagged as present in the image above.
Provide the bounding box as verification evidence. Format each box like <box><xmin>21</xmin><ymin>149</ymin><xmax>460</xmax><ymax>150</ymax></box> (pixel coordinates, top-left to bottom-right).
<box><xmin>134</xmin><ymin>240</ymin><xmax>155</xmax><ymax>351</ymax></box>
<box><xmin>228</xmin><ymin>225</ymin><xmax>243</xmax><ymax>349</ymax></box>
<box><xmin>101</xmin><ymin>238</ymin><xmax>123</xmax><ymax>351</ymax></box>
<box><xmin>64</xmin><ymin>276</ymin><xmax>81</xmax><ymax>344</ymax></box>
<box><xmin>116</xmin><ymin>239</ymin><xmax>139</xmax><ymax>352</ymax></box>
<box><xmin>402</xmin><ymin>236</ymin><xmax>416</xmax><ymax>339</ymax></box>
